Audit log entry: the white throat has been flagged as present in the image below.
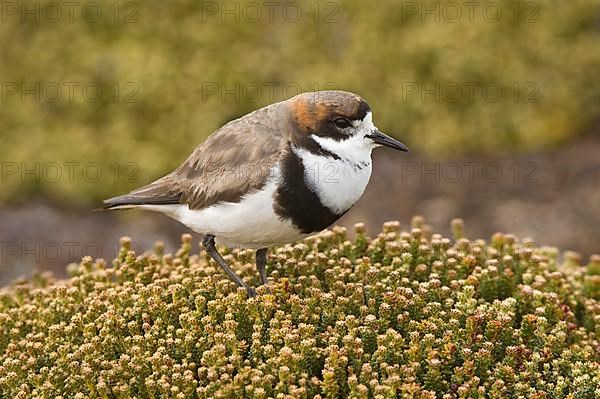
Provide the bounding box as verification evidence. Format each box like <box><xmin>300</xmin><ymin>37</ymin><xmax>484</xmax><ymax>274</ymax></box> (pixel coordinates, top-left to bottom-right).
<box><xmin>292</xmin><ymin>112</ymin><xmax>377</xmax><ymax>214</ymax></box>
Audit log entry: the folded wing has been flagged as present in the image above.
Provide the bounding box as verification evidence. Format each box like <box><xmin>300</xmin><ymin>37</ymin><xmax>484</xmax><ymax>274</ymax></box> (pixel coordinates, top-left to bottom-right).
<box><xmin>103</xmin><ymin>103</ymin><xmax>290</xmax><ymax>211</ymax></box>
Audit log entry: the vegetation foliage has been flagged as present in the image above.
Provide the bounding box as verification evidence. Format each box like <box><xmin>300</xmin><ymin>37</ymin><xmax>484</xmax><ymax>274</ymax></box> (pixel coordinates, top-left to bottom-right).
<box><xmin>1</xmin><ymin>0</ymin><xmax>600</xmax><ymax>204</ymax></box>
<box><xmin>1</xmin><ymin>218</ymin><xmax>599</xmax><ymax>398</ymax></box>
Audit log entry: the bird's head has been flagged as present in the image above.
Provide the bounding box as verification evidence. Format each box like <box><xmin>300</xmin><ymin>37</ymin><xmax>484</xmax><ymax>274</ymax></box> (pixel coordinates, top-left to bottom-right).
<box><xmin>288</xmin><ymin>90</ymin><xmax>409</xmax><ymax>155</ymax></box>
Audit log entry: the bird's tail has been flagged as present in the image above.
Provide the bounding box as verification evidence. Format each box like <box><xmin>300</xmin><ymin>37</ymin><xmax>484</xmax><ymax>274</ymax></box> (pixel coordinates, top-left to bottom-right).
<box><xmin>99</xmin><ymin>178</ymin><xmax>182</xmax><ymax>211</ymax></box>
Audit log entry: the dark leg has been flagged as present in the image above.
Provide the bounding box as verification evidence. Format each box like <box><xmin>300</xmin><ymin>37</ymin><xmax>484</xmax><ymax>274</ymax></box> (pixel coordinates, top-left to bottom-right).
<box><xmin>202</xmin><ymin>234</ymin><xmax>255</xmax><ymax>297</ymax></box>
<box><xmin>256</xmin><ymin>248</ymin><xmax>269</xmax><ymax>285</ymax></box>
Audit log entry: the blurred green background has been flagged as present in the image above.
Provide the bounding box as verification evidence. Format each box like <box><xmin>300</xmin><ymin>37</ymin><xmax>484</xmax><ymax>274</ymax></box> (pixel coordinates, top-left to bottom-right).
<box><xmin>1</xmin><ymin>0</ymin><xmax>600</xmax><ymax>205</ymax></box>
<box><xmin>2</xmin><ymin>0</ymin><xmax>600</xmax><ymax>285</ymax></box>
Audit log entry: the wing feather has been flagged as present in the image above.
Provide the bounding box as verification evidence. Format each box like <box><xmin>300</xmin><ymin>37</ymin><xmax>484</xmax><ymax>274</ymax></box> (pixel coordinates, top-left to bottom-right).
<box><xmin>103</xmin><ymin>102</ymin><xmax>290</xmax><ymax>210</ymax></box>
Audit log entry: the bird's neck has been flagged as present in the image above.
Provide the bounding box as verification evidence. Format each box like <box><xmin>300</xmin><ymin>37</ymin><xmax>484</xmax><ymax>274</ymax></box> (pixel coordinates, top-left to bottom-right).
<box><xmin>290</xmin><ymin>135</ymin><xmax>373</xmax><ymax>216</ymax></box>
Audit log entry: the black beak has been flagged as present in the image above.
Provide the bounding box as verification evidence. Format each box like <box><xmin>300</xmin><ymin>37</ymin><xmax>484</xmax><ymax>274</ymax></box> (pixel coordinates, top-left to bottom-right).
<box><xmin>367</xmin><ymin>130</ymin><xmax>409</xmax><ymax>152</ymax></box>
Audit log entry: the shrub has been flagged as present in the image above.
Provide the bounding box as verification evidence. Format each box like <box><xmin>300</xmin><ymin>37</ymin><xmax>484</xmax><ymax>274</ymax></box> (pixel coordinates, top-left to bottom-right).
<box><xmin>1</xmin><ymin>219</ymin><xmax>600</xmax><ymax>398</ymax></box>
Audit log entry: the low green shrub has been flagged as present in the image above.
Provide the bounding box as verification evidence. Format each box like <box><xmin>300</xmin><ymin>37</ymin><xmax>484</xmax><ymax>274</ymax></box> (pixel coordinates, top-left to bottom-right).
<box><xmin>1</xmin><ymin>219</ymin><xmax>599</xmax><ymax>398</ymax></box>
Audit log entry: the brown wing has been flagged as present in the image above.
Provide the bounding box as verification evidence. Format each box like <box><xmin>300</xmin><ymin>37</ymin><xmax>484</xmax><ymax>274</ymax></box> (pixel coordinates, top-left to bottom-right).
<box><xmin>103</xmin><ymin>102</ymin><xmax>291</xmax><ymax>210</ymax></box>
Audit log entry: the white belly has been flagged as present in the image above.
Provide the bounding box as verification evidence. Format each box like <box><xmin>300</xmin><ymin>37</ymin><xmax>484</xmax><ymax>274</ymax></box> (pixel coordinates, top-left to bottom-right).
<box><xmin>139</xmin><ymin>172</ymin><xmax>307</xmax><ymax>248</ymax></box>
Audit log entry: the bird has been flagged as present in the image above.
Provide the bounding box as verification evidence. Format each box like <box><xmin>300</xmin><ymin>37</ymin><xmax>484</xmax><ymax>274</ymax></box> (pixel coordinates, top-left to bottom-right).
<box><xmin>102</xmin><ymin>90</ymin><xmax>408</xmax><ymax>296</ymax></box>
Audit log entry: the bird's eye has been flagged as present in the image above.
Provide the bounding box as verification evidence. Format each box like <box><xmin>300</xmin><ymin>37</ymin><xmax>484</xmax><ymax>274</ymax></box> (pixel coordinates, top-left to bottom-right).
<box><xmin>333</xmin><ymin>117</ymin><xmax>351</xmax><ymax>129</ymax></box>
